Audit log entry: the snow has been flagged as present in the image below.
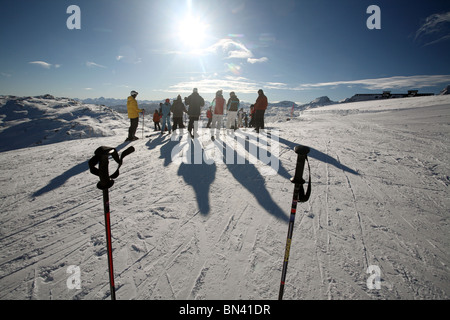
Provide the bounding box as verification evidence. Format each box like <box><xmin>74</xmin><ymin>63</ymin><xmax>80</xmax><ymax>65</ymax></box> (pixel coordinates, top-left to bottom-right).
<box><xmin>0</xmin><ymin>94</ymin><xmax>449</xmax><ymax>300</ymax></box>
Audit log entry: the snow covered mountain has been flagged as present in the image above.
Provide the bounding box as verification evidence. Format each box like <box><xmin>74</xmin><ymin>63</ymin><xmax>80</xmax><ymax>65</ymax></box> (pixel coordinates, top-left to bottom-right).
<box><xmin>264</xmin><ymin>97</ymin><xmax>338</xmax><ymax>123</ymax></box>
<box><xmin>299</xmin><ymin>96</ymin><xmax>338</xmax><ymax>109</ymax></box>
<box><xmin>0</xmin><ymin>95</ymin><xmax>126</xmax><ymax>152</ymax></box>
<box><xmin>0</xmin><ymin>94</ymin><xmax>449</xmax><ymax>300</ymax></box>
<box><xmin>81</xmin><ymin>96</ymin><xmax>159</xmax><ymax>107</ymax></box>
<box><xmin>440</xmin><ymin>85</ymin><xmax>450</xmax><ymax>95</ymax></box>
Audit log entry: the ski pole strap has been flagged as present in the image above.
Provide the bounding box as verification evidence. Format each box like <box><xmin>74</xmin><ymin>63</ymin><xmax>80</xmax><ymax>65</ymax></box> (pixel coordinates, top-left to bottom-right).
<box><xmin>88</xmin><ymin>146</ymin><xmax>135</xmax><ymax>190</ymax></box>
<box><xmin>290</xmin><ymin>145</ymin><xmax>311</xmax><ymax>203</ymax></box>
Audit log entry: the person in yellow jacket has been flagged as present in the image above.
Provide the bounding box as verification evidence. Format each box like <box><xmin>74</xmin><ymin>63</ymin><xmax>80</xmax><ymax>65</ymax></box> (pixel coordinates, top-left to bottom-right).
<box><xmin>126</xmin><ymin>90</ymin><xmax>143</xmax><ymax>141</ymax></box>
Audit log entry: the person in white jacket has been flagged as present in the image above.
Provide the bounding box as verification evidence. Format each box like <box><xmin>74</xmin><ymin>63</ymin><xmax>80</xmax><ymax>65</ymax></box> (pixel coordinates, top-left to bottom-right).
<box><xmin>210</xmin><ymin>90</ymin><xmax>226</xmax><ymax>140</ymax></box>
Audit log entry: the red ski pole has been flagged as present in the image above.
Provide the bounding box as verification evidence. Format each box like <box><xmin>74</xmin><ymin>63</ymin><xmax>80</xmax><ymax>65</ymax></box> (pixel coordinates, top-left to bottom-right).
<box><xmin>89</xmin><ymin>146</ymin><xmax>135</xmax><ymax>300</ymax></box>
<box><xmin>142</xmin><ymin>110</ymin><xmax>145</xmax><ymax>139</ymax></box>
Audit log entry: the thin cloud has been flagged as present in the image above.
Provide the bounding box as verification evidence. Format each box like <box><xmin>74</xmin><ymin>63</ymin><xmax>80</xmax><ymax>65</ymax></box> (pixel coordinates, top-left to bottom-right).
<box><xmin>86</xmin><ymin>61</ymin><xmax>107</xmax><ymax>68</ymax></box>
<box><xmin>165</xmin><ymin>75</ymin><xmax>262</xmax><ymax>94</ymax></box>
<box><xmin>29</xmin><ymin>61</ymin><xmax>53</xmax><ymax>69</ymax></box>
<box><xmin>206</xmin><ymin>39</ymin><xmax>253</xmax><ymax>59</ymax></box>
<box><xmin>295</xmin><ymin>75</ymin><xmax>450</xmax><ymax>91</ymax></box>
<box><xmin>415</xmin><ymin>11</ymin><xmax>450</xmax><ymax>46</ymax></box>
<box><xmin>248</xmin><ymin>57</ymin><xmax>268</xmax><ymax>64</ymax></box>
<box><xmin>115</xmin><ymin>55</ymin><xmax>142</xmax><ymax>64</ymax></box>
<box><xmin>207</xmin><ymin>39</ymin><xmax>268</xmax><ymax>64</ymax></box>
<box><xmin>162</xmin><ymin>74</ymin><xmax>450</xmax><ymax>97</ymax></box>
<box><xmin>152</xmin><ymin>38</ymin><xmax>268</xmax><ymax>65</ymax></box>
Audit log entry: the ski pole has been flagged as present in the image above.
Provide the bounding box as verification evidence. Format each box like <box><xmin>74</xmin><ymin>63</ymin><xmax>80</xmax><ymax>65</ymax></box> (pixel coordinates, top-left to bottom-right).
<box><xmin>279</xmin><ymin>145</ymin><xmax>311</xmax><ymax>300</ymax></box>
<box><xmin>89</xmin><ymin>146</ymin><xmax>135</xmax><ymax>300</ymax></box>
<box><xmin>142</xmin><ymin>110</ymin><xmax>145</xmax><ymax>139</ymax></box>
<box><xmin>102</xmin><ymin>182</ymin><xmax>115</xmax><ymax>300</ymax></box>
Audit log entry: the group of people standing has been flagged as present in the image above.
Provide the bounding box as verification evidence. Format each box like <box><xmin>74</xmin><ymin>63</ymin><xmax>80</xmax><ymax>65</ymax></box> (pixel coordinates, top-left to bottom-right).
<box><xmin>126</xmin><ymin>88</ymin><xmax>268</xmax><ymax>141</ymax></box>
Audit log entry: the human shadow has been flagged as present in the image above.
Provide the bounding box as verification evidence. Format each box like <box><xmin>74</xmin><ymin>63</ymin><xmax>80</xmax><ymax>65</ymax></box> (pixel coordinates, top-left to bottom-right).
<box><xmin>278</xmin><ymin>136</ymin><xmax>359</xmax><ymax>175</ymax></box>
<box><xmin>159</xmin><ymin>136</ymin><xmax>183</xmax><ymax>167</ymax></box>
<box><xmin>32</xmin><ymin>161</ymin><xmax>88</xmax><ymax>197</ymax></box>
<box><xmin>176</xmin><ymin>139</ymin><xmax>216</xmax><ymax>215</ymax></box>
<box><xmin>215</xmin><ymin>137</ymin><xmax>289</xmax><ymax>222</ymax></box>
<box><xmin>234</xmin><ymin>131</ymin><xmax>292</xmax><ymax>181</ymax></box>
<box><xmin>145</xmin><ymin>134</ymin><xmax>170</xmax><ymax>151</ymax></box>
<box><xmin>33</xmin><ymin>140</ymin><xmax>139</xmax><ymax>197</ymax></box>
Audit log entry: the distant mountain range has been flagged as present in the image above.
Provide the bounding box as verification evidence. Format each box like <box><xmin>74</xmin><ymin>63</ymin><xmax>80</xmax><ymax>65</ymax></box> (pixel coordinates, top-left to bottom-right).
<box><xmin>80</xmin><ymin>85</ymin><xmax>449</xmax><ymax>112</ymax></box>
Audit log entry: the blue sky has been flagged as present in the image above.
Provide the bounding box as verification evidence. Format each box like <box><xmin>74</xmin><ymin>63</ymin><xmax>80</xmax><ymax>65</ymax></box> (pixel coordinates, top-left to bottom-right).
<box><xmin>1</xmin><ymin>0</ymin><xmax>450</xmax><ymax>103</ymax></box>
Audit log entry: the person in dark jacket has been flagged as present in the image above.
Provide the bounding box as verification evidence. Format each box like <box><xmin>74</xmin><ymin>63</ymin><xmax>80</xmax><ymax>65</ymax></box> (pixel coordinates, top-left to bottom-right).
<box><xmin>226</xmin><ymin>91</ymin><xmax>240</xmax><ymax>130</ymax></box>
<box><xmin>171</xmin><ymin>95</ymin><xmax>187</xmax><ymax>132</ymax></box>
<box><xmin>185</xmin><ymin>88</ymin><xmax>205</xmax><ymax>138</ymax></box>
<box><xmin>253</xmin><ymin>89</ymin><xmax>268</xmax><ymax>133</ymax></box>
<box><xmin>249</xmin><ymin>104</ymin><xmax>255</xmax><ymax>127</ymax></box>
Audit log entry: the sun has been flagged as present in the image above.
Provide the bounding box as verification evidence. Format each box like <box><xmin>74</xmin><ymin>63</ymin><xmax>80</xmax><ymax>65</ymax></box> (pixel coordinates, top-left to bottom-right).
<box><xmin>177</xmin><ymin>15</ymin><xmax>208</xmax><ymax>49</ymax></box>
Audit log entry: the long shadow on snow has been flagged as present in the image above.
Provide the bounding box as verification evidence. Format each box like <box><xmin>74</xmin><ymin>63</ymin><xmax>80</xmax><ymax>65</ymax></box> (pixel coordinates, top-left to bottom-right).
<box><xmin>235</xmin><ymin>131</ymin><xmax>292</xmax><ymax>181</ymax></box>
<box><xmin>33</xmin><ymin>139</ymin><xmax>139</xmax><ymax>197</ymax></box>
<box><xmin>153</xmin><ymin>136</ymin><xmax>216</xmax><ymax>215</ymax></box>
<box><xmin>32</xmin><ymin>161</ymin><xmax>88</xmax><ymax>197</ymax></box>
<box><xmin>217</xmin><ymin>138</ymin><xmax>289</xmax><ymax>222</ymax></box>
<box><xmin>278</xmin><ymin>136</ymin><xmax>359</xmax><ymax>176</ymax></box>
<box><xmin>177</xmin><ymin>139</ymin><xmax>216</xmax><ymax>215</ymax></box>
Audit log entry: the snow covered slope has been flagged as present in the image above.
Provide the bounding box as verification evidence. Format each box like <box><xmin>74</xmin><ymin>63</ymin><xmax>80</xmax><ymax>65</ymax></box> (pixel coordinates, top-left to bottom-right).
<box><xmin>0</xmin><ymin>95</ymin><xmax>126</xmax><ymax>152</ymax></box>
<box><xmin>0</xmin><ymin>95</ymin><xmax>449</xmax><ymax>300</ymax></box>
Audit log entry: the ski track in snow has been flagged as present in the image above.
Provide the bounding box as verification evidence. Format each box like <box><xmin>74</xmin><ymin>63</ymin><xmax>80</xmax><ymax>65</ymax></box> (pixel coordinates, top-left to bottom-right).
<box><xmin>0</xmin><ymin>95</ymin><xmax>449</xmax><ymax>299</ymax></box>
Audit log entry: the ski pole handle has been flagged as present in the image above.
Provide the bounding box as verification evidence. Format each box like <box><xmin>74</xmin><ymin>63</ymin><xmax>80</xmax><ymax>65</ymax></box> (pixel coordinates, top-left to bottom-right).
<box><xmin>98</xmin><ymin>149</ymin><xmax>114</xmax><ymax>190</ymax></box>
<box><xmin>89</xmin><ymin>146</ymin><xmax>135</xmax><ymax>190</ymax></box>
<box><xmin>291</xmin><ymin>145</ymin><xmax>310</xmax><ymax>184</ymax></box>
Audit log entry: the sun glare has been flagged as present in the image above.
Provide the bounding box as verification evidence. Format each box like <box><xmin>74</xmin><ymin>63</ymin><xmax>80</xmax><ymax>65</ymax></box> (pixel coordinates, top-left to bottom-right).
<box><xmin>177</xmin><ymin>15</ymin><xmax>208</xmax><ymax>49</ymax></box>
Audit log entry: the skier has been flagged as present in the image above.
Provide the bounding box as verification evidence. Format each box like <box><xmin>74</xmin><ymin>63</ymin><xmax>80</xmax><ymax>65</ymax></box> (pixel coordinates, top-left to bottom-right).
<box><xmin>160</xmin><ymin>98</ymin><xmax>172</xmax><ymax>134</ymax></box>
<box><xmin>210</xmin><ymin>90</ymin><xmax>226</xmax><ymax>140</ymax></box>
<box><xmin>237</xmin><ymin>108</ymin><xmax>244</xmax><ymax>128</ymax></box>
<box><xmin>171</xmin><ymin>95</ymin><xmax>187</xmax><ymax>132</ymax></box>
<box><xmin>226</xmin><ymin>91</ymin><xmax>239</xmax><ymax>131</ymax></box>
<box><xmin>185</xmin><ymin>88</ymin><xmax>205</xmax><ymax>138</ymax></box>
<box><xmin>253</xmin><ymin>89</ymin><xmax>268</xmax><ymax>133</ymax></box>
<box><xmin>153</xmin><ymin>109</ymin><xmax>161</xmax><ymax>131</ymax></box>
<box><xmin>126</xmin><ymin>90</ymin><xmax>143</xmax><ymax>141</ymax></box>
<box><xmin>206</xmin><ymin>106</ymin><xmax>213</xmax><ymax>128</ymax></box>
<box><xmin>249</xmin><ymin>104</ymin><xmax>255</xmax><ymax>127</ymax></box>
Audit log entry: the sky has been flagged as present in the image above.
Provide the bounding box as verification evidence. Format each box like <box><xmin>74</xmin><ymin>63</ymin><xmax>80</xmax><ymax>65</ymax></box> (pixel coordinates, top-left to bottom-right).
<box><xmin>1</xmin><ymin>0</ymin><xmax>450</xmax><ymax>104</ymax></box>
